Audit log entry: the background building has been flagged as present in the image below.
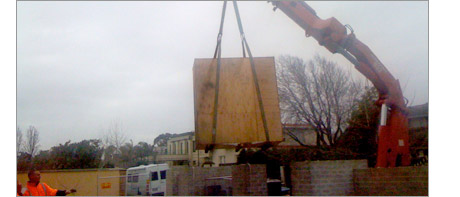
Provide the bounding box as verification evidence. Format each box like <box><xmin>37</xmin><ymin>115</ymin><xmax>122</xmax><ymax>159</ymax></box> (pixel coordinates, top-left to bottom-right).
<box><xmin>156</xmin><ymin>132</ymin><xmax>239</xmax><ymax>167</ymax></box>
<box><xmin>278</xmin><ymin>124</ymin><xmax>317</xmax><ymax>148</ymax></box>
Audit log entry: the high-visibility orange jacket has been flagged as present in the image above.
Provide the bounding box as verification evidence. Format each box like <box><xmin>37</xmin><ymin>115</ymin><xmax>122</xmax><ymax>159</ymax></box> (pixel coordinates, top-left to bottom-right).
<box><xmin>23</xmin><ymin>182</ymin><xmax>58</xmax><ymax>196</ymax></box>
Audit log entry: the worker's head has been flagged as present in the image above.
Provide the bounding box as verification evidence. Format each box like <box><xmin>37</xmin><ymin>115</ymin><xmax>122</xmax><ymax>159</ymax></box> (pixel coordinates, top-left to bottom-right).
<box><xmin>28</xmin><ymin>169</ymin><xmax>41</xmax><ymax>183</ymax></box>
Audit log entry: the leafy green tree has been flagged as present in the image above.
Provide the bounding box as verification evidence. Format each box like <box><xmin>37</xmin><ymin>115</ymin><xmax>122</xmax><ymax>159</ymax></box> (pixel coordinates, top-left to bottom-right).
<box><xmin>119</xmin><ymin>140</ymin><xmax>135</xmax><ymax>167</ymax></box>
<box><xmin>17</xmin><ymin>152</ymin><xmax>32</xmax><ymax>171</ymax></box>
<box><xmin>49</xmin><ymin>139</ymin><xmax>103</xmax><ymax>169</ymax></box>
<box><xmin>347</xmin><ymin>86</ymin><xmax>380</xmax><ymax>131</ymax></box>
<box><xmin>32</xmin><ymin>150</ymin><xmax>53</xmax><ymax>170</ymax></box>
<box><xmin>336</xmin><ymin>86</ymin><xmax>379</xmax><ymax>166</ymax></box>
<box><xmin>153</xmin><ymin>133</ymin><xmax>176</xmax><ymax>147</ymax></box>
<box><xmin>101</xmin><ymin>144</ymin><xmax>117</xmax><ymax>167</ymax></box>
<box><xmin>51</xmin><ymin>141</ymin><xmax>73</xmax><ymax>169</ymax></box>
<box><xmin>73</xmin><ymin>139</ymin><xmax>104</xmax><ymax>168</ymax></box>
<box><xmin>134</xmin><ymin>142</ymin><xmax>153</xmax><ymax>161</ymax></box>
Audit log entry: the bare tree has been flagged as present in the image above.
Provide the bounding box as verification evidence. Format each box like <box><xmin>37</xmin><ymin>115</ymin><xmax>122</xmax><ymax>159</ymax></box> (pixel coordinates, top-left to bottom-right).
<box><xmin>277</xmin><ymin>54</ymin><xmax>363</xmax><ymax>147</ymax></box>
<box><xmin>103</xmin><ymin>120</ymin><xmax>127</xmax><ymax>155</ymax></box>
<box><xmin>24</xmin><ymin>126</ymin><xmax>40</xmax><ymax>158</ymax></box>
<box><xmin>17</xmin><ymin>126</ymin><xmax>23</xmax><ymax>156</ymax></box>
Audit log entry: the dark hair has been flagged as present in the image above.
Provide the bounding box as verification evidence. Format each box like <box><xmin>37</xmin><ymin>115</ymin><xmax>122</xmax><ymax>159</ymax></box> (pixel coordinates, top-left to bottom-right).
<box><xmin>28</xmin><ymin>169</ymin><xmax>38</xmax><ymax>177</ymax></box>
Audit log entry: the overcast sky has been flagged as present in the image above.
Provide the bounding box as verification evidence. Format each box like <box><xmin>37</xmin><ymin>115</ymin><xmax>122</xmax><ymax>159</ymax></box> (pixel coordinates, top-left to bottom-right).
<box><xmin>17</xmin><ymin>1</ymin><xmax>428</xmax><ymax>150</ymax></box>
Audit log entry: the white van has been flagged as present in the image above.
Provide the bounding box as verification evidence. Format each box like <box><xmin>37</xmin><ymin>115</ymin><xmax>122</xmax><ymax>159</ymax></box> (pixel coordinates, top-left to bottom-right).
<box><xmin>125</xmin><ymin>164</ymin><xmax>169</xmax><ymax>196</ymax></box>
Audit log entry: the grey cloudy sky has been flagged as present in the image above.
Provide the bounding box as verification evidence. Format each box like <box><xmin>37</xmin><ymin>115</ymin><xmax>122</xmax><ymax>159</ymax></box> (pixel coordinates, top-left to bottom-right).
<box><xmin>17</xmin><ymin>1</ymin><xmax>428</xmax><ymax>150</ymax></box>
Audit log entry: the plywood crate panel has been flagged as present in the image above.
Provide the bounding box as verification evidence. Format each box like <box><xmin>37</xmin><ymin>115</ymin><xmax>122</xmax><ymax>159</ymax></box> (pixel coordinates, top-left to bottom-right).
<box><xmin>193</xmin><ymin>57</ymin><xmax>282</xmax><ymax>149</ymax></box>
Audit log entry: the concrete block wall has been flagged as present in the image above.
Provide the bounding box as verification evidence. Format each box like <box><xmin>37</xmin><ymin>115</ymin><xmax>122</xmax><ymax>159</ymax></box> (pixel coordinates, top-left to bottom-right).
<box><xmin>165</xmin><ymin>166</ymin><xmax>183</xmax><ymax>196</ymax></box>
<box><xmin>166</xmin><ymin>161</ymin><xmax>428</xmax><ymax>196</ymax></box>
<box><xmin>199</xmin><ymin>167</ymin><xmax>233</xmax><ymax>196</ymax></box>
<box><xmin>353</xmin><ymin>166</ymin><xmax>428</xmax><ymax>196</ymax></box>
<box><xmin>290</xmin><ymin>162</ymin><xmax>313</xmax><ymax>195</ymax></box>
<box><xmin>291</xmin><ymin>160</ymin><xmax>368</xmax><ymax>196</ymax></box>
<box><xmin>166</xmin><ymin>166</ymin><xmax>233</xmax><ymax>196</ymax></box>
<box><xmin>231</xmin><ymin>165</ymin><xmax>249</xmax><ymax>195</ymax></box>
<box><xmin>232</xmin><ymin>164</ymin><xmax>267</xmax><ymax>196</ymax></box>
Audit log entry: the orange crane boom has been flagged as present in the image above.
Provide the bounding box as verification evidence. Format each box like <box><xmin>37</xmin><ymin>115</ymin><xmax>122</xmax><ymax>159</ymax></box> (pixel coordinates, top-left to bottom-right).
<box><xmin>271</xmin><ymin>1</ymin><xmax>410</xmax><ymax>167</ymax></box>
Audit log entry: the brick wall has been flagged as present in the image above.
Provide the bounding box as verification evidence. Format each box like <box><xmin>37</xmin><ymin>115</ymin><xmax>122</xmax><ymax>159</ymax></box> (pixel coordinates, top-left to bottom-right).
<box><xmin>232</xmin><ymin>164</ymin><xmax>267</xmax><ymax>196</ymax></box>
<box><xmin>291</xmin><ymin>160</ymin><xmax>368</xmax><ymax>196</ymax></box>
<box><xmin>353</xmin><ymin>166</ymin><xmax>428</xmax><ymax>196</ymax></box>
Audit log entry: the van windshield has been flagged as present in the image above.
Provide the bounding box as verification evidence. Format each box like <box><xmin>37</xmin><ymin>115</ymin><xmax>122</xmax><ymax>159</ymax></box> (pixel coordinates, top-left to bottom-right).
<box><xmin>160</xmin><ymin>170</ymin><xmax>166</xmax><ymax>180</ymax></box>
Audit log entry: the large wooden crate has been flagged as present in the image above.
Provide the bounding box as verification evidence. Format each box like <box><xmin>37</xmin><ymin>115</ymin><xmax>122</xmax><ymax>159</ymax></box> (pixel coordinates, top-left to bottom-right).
<box><xmin>193</xmin><ymin>57</ymin><xmax>283</xmax><ymax>149</ymax></box>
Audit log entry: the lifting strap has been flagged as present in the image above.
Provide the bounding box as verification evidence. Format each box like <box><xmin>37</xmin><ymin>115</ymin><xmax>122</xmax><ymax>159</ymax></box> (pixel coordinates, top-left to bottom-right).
<box><xmin>213</xmin><ymin>1</ymin><xmax>227</xmax><ymax>59</ymax></box>
<box><xmin>232</xmin><ymin>0</ymin><xmax>270</xmax><ymax>142</ymax></box>
<box><xmin>211</xmin><ymin>0</ymin><xmax>270</xmax><ymax>148</ymax></box>
<box><xmin>211</xmin><ymin>0</ymin><xmax>227</xmax><ymax>148</ymax></box>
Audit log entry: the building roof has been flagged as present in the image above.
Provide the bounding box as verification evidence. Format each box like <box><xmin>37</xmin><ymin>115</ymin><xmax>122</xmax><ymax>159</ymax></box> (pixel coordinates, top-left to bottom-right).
<box><xmin>173</xmin><ymin>131</ymin><xmax>194</xmax><ymax>137</ymax></box>
<box><xmin>168</xmin><ymin>131</ymin><xmax>194</xmax><ymax>141</ymax></box>
<box><xmin>282</xmin><ymin>123</ymin><xmax>314</xmax><ymax>129</ymax></box>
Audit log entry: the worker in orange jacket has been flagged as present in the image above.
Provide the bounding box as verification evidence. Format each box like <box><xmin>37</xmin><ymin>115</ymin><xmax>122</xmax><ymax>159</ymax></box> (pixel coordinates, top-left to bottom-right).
<box><xmin>23</xmin><ymin>169</ymin><xmax>75</xmax><ymax>196</ymax></box>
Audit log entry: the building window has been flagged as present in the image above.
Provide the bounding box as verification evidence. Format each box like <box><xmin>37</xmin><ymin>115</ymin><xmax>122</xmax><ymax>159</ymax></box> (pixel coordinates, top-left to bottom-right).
<box><xmin>151</xmin><ymin>171</ymin><xmax>159</xmax><ymax>181</ymax></box>
<box><xmin>176</xmin><ymin>142</ymin><xmax>179</xmax><ymax>154</ymax></box>
<box><xmin>193</xmin><ymin>141</ymin><xmax>196</xmax><ymax>152</ymax></box>
<box><xmin>173</xmin><ymin>142</ymin><xmax>176</xmax><ymax>154</ymax></box>
<box><xmin>185</xmin><ymin>141</ymin><xmax>188</xmax><ymax>154</ymax></box>
<box><xmin>180</xmin><ymin>142</ymin><xmax>183</xmax><ymax>154</ymax></box>
<box><xmin>219</xmin><ymin>156</ymin><xmax>226</xmax><ymax>164</ymax></box>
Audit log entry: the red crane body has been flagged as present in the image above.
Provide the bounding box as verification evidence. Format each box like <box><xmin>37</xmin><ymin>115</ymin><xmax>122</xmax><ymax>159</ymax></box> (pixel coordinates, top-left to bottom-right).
<box><xmin>271</xmin><ymin>1</ymin><xmax>411</xmax><ymax>167</ymax></box>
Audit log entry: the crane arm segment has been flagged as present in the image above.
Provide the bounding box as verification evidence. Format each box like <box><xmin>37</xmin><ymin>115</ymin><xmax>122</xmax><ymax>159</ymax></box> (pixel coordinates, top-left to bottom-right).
<box><xmin>272</xmin><ymin>1</ymin><xmax>406</xmax><ymax>110</ymax></box>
